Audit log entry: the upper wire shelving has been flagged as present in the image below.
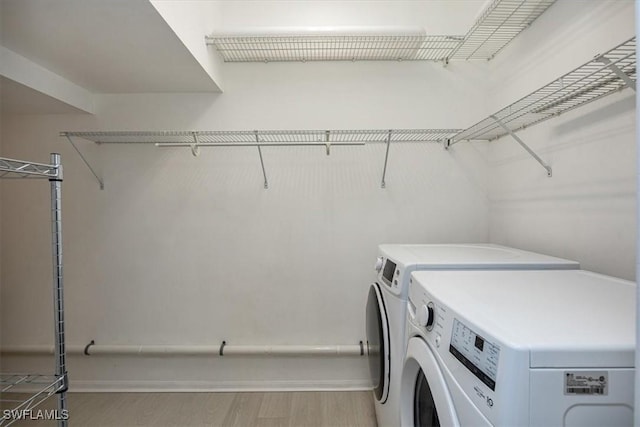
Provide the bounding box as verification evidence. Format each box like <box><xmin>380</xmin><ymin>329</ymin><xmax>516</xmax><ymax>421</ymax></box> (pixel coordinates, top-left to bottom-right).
<box><xmin>449</xmin><ymin>0</ymin><xmax>556</xmax><ymax>61</ymax></box>
<box><xmin>449</xmin><ymin>37</ymin><xmax>636</xmax><ymax>176</ymax></box>
<box><xmin>206</xmin><ymin>34</ymin><xmax>462</xmax><ymax>63</ymax></box>
<box><xmin>205</xmin><ymin>0</ymin><xmax>556</xmax><ymax>63</ymax></box>
<box><xmin>452</xmin><ymin>37</ymin><xmax>636</xmax><ymax>142</ymax></box>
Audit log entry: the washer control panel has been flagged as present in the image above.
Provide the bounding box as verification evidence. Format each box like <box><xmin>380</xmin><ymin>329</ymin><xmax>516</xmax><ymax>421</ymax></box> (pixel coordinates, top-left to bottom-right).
<box><xmin>450</xmin><ymin>318</ymin><xmax>500</xmax><ymax>391</ymax></box>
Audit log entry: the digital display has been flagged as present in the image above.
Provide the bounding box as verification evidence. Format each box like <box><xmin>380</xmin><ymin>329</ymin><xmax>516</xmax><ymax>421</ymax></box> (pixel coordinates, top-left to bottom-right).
<box><xmin>450</xmin><ymin>318</ymin><xmax>499</xmax><ymax>391</ymax></box>
<box><xmin>382</xmin><ymin>259</ymin><xmax>396</xmax><ymax>286</ymax></box>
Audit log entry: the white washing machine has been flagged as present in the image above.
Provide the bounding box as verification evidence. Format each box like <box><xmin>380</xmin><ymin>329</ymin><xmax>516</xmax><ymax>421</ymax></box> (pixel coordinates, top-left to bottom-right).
<box><xmin>401</xmin><ymin>269</ymin><xmax>635</xmax><ymax>427</ymax></box>
<box><xmin>364</xmin><ymin>244</ymin><xmax>579</xmax><ymax>427</ymax></box>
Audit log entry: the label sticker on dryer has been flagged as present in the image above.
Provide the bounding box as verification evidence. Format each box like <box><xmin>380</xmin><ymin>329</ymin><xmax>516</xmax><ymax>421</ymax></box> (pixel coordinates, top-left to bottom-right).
<box><xmin>564</xmin><ymin>371</ymin><xmax>608</xmax><ymax>395</ymax></box>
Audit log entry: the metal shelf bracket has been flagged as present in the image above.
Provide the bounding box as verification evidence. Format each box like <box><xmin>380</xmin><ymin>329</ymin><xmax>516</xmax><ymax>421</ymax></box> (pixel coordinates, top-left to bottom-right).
<box><xmin>191</xmin><ymin>132</ymin><xmax>201</xmax><ymax>157</ymax></box>
<box><xmin>596</xmin><ymin>54</ymin><xmax>636</xmax><ymax>92</ymax></box>
<box><xmin>255</xmin><ymin>131</ymin><xmax>269</xmax><ymax>189</ymax></box>
<box><xmin>325</xmin><ymin>131</ymin><xmax>331</xmax><ymax>156</ymax></box>
<box><xmin>490</xmin><ymin>116</ymin><xmax>552</xmax><ymax>177</ymax></box>
<box><xmin>62</xmin><ymin>133</ymin><xmax>104</xmax><ymax>190</ymax></box>
<box><xmin>380</xmin><ymin>130</ymin><xmax>393</xmax><ymax>188</ymax></box>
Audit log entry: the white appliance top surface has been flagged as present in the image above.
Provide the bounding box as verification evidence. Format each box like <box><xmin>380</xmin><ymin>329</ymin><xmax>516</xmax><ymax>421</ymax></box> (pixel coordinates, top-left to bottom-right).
<box><xmin>411</xmin><ymin>269</ymin><xmax>635</xmax><ymax>367</ymax></box>
<box><xmin>379</xmin><ymin>244</ymin><xmax>579</xmax><ymax>269</ymax></box>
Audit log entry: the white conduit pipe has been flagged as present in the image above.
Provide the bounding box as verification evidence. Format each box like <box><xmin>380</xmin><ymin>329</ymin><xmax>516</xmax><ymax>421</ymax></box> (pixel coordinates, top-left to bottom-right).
<box><xmin>0</xmin><ymin>344</ymin><xmax>364</xmax><ymax>357</ymax></box>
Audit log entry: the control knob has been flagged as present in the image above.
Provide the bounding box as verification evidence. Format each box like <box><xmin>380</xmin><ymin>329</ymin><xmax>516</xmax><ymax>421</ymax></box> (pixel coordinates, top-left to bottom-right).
<box><xmin>374</xmin><ymin>257</ymin><xmax>384</xmax><ymax>272</ymax></box>
<box><xmin>416</xmin><ymin>302</ymin><xmax>435</xmax><ymax>330</ymax></box>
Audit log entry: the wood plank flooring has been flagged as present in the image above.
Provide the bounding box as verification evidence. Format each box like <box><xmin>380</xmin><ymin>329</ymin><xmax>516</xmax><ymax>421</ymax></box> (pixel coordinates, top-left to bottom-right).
<box><xmin>1</xmin><ymin>391</ymin><xmax>377</xmax><ymax>426</ymax></box>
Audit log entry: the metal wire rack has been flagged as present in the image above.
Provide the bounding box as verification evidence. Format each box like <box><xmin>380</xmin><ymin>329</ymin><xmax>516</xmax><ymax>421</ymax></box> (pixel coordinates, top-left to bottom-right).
<box><xmin>0</xmin><ymin>157</ymin><xmax>60</xmax><ymax>179</ymax></box>
<box><xmin>449</xmin><ymin>37</ymin><xmax>636</xmax><ymax>176</ymax></box>
<box><xmin>61</xmin><ymin>129</ymin><xmax>459</xmax><ymax>144</ymax></box>
<box><xmin>0</xmin><ymin>155</ymin><xmax>67</xmax><ymax>427</ymax></box>
<box><xmin>205</xmin><ymin>0</ymin><xmax>556</xmax><ymax>63</ymax></box>
<box><xmin>449</xmin><ymin>0</ymin><xmax>556</xmax><ymax>60</ymax></box>
<box><xmin>61</xmin><ymin>129</ymin><xmax>461</xmax><ymax>189</ymax></box>
<box><xmin>0</xmin><ymin>374</ymin><xmax>66</xmax><ymax>426</ymax></box>
<box><xmin>206</xmin><ymin>34</ymin><xmax>463</xmax><ymax>62</ymax></box>
<box><xmin>452</xmin><ymin>37</ymin><xmax>636</xmax><ymax>143</ymax></box>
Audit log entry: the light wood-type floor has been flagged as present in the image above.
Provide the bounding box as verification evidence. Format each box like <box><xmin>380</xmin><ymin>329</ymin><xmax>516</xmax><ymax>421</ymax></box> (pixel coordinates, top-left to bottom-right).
<box><xmin>1</xmin><ymin>391</ymin><xmax>378</xmax><ymax>426</ymax></box>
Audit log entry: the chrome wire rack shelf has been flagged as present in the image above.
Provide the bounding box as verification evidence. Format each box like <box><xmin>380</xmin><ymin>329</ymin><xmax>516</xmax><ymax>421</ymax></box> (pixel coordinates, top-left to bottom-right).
<box><xmin>449</xmin><ymin>37</ymin><xmax>636</xmax><ymax>176</ymax></box>
<box><xmin>206</xmin><ymin>0</ymin><xmax>556</xmax><ymax>63</ymax></box>
<box><xmin>0</xmin><ymin>157</ymin><xmax>60</xmax><ymax>179</ymax></box>
<box><xmin>450</xmin><ymin>0</ymin><xmax>556</xmax><ymax>60</ymax></box>
<box><xmin>61</xmin><ymin>129</ymin><xmax>461</xmax><ymax>190</ymax></box>
<box><xmin>0</xmin><ymin>155</ymin><xmax>68</xmax><ymax>427</ymax></box>
<box><xmin>0</xmin><ymin>374</ymin><xmax>66</xmax><ymax>426</ymax></box>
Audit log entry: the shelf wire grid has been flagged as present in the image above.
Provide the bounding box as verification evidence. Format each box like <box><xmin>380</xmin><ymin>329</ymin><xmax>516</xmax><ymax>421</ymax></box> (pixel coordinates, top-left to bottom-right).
<box><xmin>452</xmin><ymin>37</ymin><xmax>636</xmax><ymax>143</ymax></box>
<box><xmin>449</xmin><ymin>0</ymin><xmax>557</xmax><ymax>60</ymax></box>
<box><xmin>0</xmin><ymin>157</ymin><xmax>60</xmax><ymax>179</ymax></box>
<box><xmin>0</xmin><ymin>374</ymin><xmax>65</xmax><ymax>426</ymax></box>
<box><xmin>206</xmin><ymin>35</ymin><xmax>463</xmax><ymax>62</ymax></box>
<box><xmin>62</xmin><ymin>129</ymin><xmax>462</xmax><ymax>145</ymax></box>
<box><xmin>206</xmin><ymin>0</ymin><xmax>555</xmax><ymax>63</ymax></box>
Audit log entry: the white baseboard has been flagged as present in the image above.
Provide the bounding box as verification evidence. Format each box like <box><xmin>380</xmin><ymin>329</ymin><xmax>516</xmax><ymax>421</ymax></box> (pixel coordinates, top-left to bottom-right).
<box><xmin>68</xmin><ymin>379</ymin><xmax>373</xmax><ymax>393</ymax></box>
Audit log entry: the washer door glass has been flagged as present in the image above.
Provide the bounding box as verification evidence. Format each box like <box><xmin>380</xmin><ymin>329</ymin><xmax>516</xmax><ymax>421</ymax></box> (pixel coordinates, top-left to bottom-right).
<box><xmin>402</xmin><ymin>338</ymin><xmax>459</xmax><ymax>426</ymax></box>
<box><xmin>414</xmin><ymin>368</ymin><xmax>440</xmax><ymax>427</ymax></box>
<box><xmin>366</xmin><ymin>283</ymin><xmax>389</xmax><ymax>402</ymax></box>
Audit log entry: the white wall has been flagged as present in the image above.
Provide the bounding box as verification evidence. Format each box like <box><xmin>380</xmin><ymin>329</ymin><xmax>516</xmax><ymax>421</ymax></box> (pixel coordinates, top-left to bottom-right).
<box><xmin>212</xmin><ymin>0</ymin><xmax>481</xmax><ymax>35</ymax></box>
<box><xmin>0</xmin><ymin>59</ymin><xmax>490</xmax><ymax>390</ymax></box>
<box><xmin>0</xmin><ymin>0</ymin><xmax>635</xmax><ymax>392</ymax></box>
<box><xmin>484</xmin><ymin>0</ymin><xmax>636</xmax><ymax>280</ymax></box>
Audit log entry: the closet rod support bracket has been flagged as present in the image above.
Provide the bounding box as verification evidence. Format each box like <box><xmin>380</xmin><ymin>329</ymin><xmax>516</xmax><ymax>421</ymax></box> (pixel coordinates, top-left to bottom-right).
<box><xmin>191</xmin><ymin>132</ymin><xmax>201</xmax><ymax>157</ymax></box>
<box><xmin>490</xmin><ymin>116</ymin><xmax>552</xmax><ymax>177</ymax></box>
<box><xmin>62</xmin><ymin>134</ymin><xmax>104</xmax><ymax>189</ymax></box>
<box><xmin>596</xmin><ymin>55</ymin><xmax>636</xmax><ymax>92</ymax></box>
<box><xmin>255</xmin><ymin>132</ymin><xmax>269</xmax><ymax>189</ymax></box>
<box><xmin>380</xmin><ymin>130</ymin><xmax>393</xmax><ymax>188</ymax></box>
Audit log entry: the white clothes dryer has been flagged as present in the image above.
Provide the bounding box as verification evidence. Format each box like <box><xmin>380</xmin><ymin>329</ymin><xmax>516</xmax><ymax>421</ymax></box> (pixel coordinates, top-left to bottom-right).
<box><xmin>401</xmin><ymin>269</ymin><xmax>635</xmax><ymax>427</ymax></box>
<box><xmin>365</xmin><ymin>244</ymin><xmax>579</xmax><ymax>427</ymax></box>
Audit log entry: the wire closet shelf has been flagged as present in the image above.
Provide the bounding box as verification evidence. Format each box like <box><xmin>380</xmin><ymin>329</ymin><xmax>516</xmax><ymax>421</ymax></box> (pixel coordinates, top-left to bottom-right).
<box><xmin>452</xmin><ymin>36</ymin><xmax>636</xmax><ymax>143</ymax></box>
<box><xmin>0</xmin><ymin>155</ymin><xmax>67</xmax><ymax>427</ymax></box>
<box><xmin>61</xmin><ymin>129</ymin><xmax>460</xmax><ymax>144</ymax></box>
<box><xmin>61</xmin><ymin>129</ymin><xmax>462</xmax><ymax>190</ymax></box>
<box><xmin>205</xmin><ymin>0</ymin><xmax>556</xmax><ymax>63</ymax></box>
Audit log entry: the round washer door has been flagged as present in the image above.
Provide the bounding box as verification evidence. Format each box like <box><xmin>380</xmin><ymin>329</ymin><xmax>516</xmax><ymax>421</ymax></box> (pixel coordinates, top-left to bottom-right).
<box><xmin>401</xmin><ymin>337</ymin><xmax>459</xmax><ymax>427</ymax></box>
<box><xmin>365</xmin><ymin>282</ymin><xmax>390</xmax><ymax>403</ymax></box>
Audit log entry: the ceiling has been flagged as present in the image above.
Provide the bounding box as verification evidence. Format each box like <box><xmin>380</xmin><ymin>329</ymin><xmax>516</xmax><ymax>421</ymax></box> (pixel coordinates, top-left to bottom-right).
<box><xmin>0</xmin><ymin>0</ymin><xmax>221</xmax><ymax>114</ymax></box>
<box><xmin>0</xmin><ymin>0</ymin><xmax>490</xmax><ymax>115</ymax></box>
<box><xmin>0</xmin><ymin>76</ymin><xmax>88</xmax><ymax>114</ymax></box>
